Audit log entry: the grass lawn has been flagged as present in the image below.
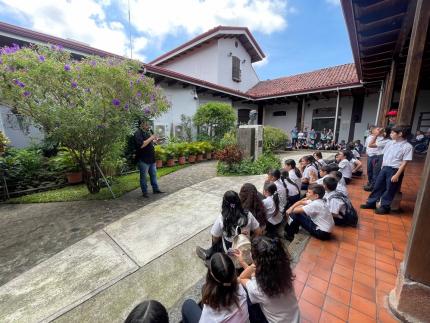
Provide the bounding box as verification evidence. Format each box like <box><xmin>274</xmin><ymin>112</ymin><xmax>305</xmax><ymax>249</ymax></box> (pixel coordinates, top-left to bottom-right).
<box><xmin>7</xmin><ymin>165</ymin><xmax>187</xmax><ymax>204</ymax></box>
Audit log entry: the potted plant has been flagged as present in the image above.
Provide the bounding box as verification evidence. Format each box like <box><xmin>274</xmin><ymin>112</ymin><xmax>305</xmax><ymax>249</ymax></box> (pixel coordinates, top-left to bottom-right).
<box><xmin>202</xmin><ymin>141</ymin><xmax>213</xmax><ymax>160</ymax></box>
<box><xmin>175</xmin><ymin>142</ymin><xmax>188</xmax><ymax>165</ymax></box>
<box><xmin>195</xmin><ymin>142</ymin><xmax>204</xmax><ymax>162</ymax></box>
<box><xmin>187</xmin><ymin>142</ymin><xmax>198</xmax><ymax>163</ymax></box>
<box><xmin>52</xmin><ymin>149</ymin><xmax>83</xmax><ymax>184</ymax></box>
<box><xmin>155</xmin><ymin>145</ymin><xmax>166</xmax><ymax>168</ymax></box>
<box><xmin>165</xmin><ymin>144</ymin><xmax>176</xmax><ymax>167</ymax></box>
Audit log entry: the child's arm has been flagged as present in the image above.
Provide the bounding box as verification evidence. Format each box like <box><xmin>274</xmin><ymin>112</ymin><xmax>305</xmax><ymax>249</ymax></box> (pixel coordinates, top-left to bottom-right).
<box><xmin>391</xmin><ymin>161</ymin><xmax>408</xmax><ymax>182</ymax></box>
<box><xmin>352</xmin><ymin>160</ymin><xmax>362</xmax><ymax>172</ymax></box>
<box><xmin>238</xmin><ymin>263</ymin><xmax>256</xmax><ymax>286</ymax></box>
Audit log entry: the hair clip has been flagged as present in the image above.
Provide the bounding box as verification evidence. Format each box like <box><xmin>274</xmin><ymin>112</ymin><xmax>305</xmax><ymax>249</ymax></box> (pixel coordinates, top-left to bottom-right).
<box><xmin>230</xmin><ymin>203</ymin><xmax>236</xmax><ymax>208</ymax></box>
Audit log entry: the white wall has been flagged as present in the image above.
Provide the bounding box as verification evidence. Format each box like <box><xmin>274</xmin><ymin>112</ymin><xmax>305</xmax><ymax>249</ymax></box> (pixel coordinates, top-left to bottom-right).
<box><xmin>412</xmin><ymin>90</ymin><xmax>430</xmax><ymax>132</ymax></box>
<box><xmin>0</xmin><ymin>105</ymin><xmax>43</xmax><ymax>148</ymax></box>
<box><xmin>354</xmin><ymin>93</ymin><xmax>379</xmax><ymax>142</ymax></box>
<box><xmin>263</xmin><ymin>102</ymin><xmax>299</xmax><ymax>135</ymax></box>
<box><xmin>217</xmin><ymin>38</ymin><xmax>260</xmax><ymax>92</ymax></box>
<box><xmin>160</xmin><ymin>40</ymin><xmax>219</xmax><ymax>85</ymax></box>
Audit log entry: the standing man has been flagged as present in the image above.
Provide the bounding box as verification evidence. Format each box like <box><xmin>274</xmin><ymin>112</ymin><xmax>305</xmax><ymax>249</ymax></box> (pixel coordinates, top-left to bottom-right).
<box><xmin>134</xmin><ymin>118</ymin><xmax>164</xmax><ymax>198</ymax></box>
<box><xmin>291</xmin><ymin>126</ymin><xmax>298</xmax><ymax>149</ymax></box>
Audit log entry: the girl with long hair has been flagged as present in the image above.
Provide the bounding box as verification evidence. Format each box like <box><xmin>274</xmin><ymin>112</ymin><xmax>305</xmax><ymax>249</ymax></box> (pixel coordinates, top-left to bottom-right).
<box><xmin>125</xmin><ymin>300</ymin><xmax>169</xmax><ymax>323</ymax></box>
<box><xmin>262</xmin><ymin>183</ymin><xmax>283</xmax><ymax>237</ymax></box>
<box><xmin>181</xmin><ymin>253</ymin><xmax>249</xmax><ymax>323</ymax></box>
<box><xmin>267</xmin><ymin>169</ymin><xmax>287</xmax><ymax>213</ymax></box>
<box><xmin>283</xmin><ymin>159</ymin><xmax>302</xmax><ymax>189</ymax></box>
<box><xmin>235</xmin><ymin>236</ymin><xmax>300</xmax><ymax>323</ymax></box>
<box><xmin>280</xmin><ymin>170</ymin><xmax>301</xmax><ymax>209</ymax></box>
<box><xmin>196</xmin><ymin>191</ymin><xmax>262</xmax><ymax>261</ymax></box>
<box><xmin>299</xmin><ymin>155</ymin><xmax>319</xmax><ymax>190</ymax></box>
<box><xmin>239</xmin><ymin>183</ymin><xmax>267</xmax><ymax>228</ymax></box>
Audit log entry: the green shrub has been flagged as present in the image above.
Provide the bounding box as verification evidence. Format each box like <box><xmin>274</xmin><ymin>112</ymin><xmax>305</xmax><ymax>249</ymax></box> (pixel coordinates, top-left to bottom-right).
<box><xmin>154</xmin><ymin>145</ymin><xmax>167</xmax><ymax>162</ymax></box>
<box><xmin>217</xmin><ymin>153</ymin><xmax>281</xmax><ymax>176</ymax></box>
<box><xmin>263</xmin><ymin>126</ymin><xmax>288</xmax><ymax>153</ymax></box>
<box><xmin>193</xmin><ymin>102</ymin><xmax>236</xmax><ymax>141</ymax></box>
<box><xmin>219</xmin><ymin>130</ymin><xmax>237</xmax><ymax>149</ymax></box>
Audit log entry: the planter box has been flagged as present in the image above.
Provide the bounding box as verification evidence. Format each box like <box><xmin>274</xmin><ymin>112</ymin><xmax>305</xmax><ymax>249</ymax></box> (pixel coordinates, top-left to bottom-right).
<box><xmin>197</xmin><ymin>154</ymin><xmax>204</xmax><ymax>162</ymax></box>
<box><xmin>156</xmin><ymin>160</ymin><xmax>163</xmax><ymax>168</ymax></box>
<box><xmin>66</xmin><ymin>171</ymin><xmax>83</xmax><ymax>184</ymax></box>
<box><xmin>166</xmin><ymin>159</ymin><xmax>175</xmax><ymax>167</ymax></box>
<box><xmin>206</xmin><ymin>152</ymin><xmax>212</xmax><ymax>160</ymax></box>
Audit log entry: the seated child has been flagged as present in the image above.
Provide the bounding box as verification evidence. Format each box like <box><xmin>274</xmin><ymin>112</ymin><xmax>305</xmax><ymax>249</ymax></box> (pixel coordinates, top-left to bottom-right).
<box><xmin>313</xmin><ymin>151</ymin><xmax>327</xmax><ymax>167</ymax></box>
<box><xmin>315</xmin><ymin>165</ymin><xmax>331</xmax><ymax>185</ymax></box>
<box><xmin>350</xmin><ymin>157</ymin><xmax>363</xmax><ymax>177</ymax></box>
<box><xmin>126</xmin><ymin>300</ymin><xmax>169</xmax><ymax>323</ymax></box>
<box><xmin>323</xmin><ymin>177</ymin><xmax>358</xmax><ymax>227</ymax></box>
<box><xmin>285</xmin><ymin>184</ymin><xmax>334</xmax><ymax>241</ymax></box>
<box><xmin>281</xmin><ymin>170</ymin><xmax>301</xmax><ymax>208</ymax></box>
<box><xmin>262</xmin><ymin>183</ymin><xmax>284</xmax><ymax>238</ymax></box>
<box><xmin>299</xmin><ymin>155</ymin><xmax>319</xmax><ymax>190</ymax></box>
<box><xmin>330</xmin><ymin>170</ymin><xmax>349</xmax><ymax>197</ymax></box>
<box><xmin>336</xmin><ymin>151</ymin><xmax>353</xmax><ymax>184</ymax></box>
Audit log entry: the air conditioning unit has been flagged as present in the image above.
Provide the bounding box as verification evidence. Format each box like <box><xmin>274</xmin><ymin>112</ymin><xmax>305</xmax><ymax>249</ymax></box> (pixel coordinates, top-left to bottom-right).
<box><xmin>154</xmin><ymin>124</ymin><xmax>168</xmax><ymax>139</ymax></box>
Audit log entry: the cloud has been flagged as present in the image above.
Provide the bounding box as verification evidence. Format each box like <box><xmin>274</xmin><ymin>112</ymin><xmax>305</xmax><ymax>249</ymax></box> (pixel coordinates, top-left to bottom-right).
<box><xmin>252</xmin><ymin>55</ymin><xmax>269</xmax><ymax>68</ymax></box>
<box><xmin>325</xmin><ymin>0</ymin><xmax>340</xmax><ymax>6</ymax></box>
<box><xmin>123</xmin><ymin>0</ymin><xmax>288</xmax><ymax>37</ymax></box>
<box><xmin>0</xmin><ymin>0</ymin><xmax>138</xmax><ymax>57</ymax></box>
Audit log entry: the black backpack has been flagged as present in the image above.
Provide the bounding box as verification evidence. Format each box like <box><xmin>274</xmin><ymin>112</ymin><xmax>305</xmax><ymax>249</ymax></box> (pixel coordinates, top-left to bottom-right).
<box><xmin>327</xmin><ymin>192</ymin><xmax>358</xmax><ymax>227</ymax></box>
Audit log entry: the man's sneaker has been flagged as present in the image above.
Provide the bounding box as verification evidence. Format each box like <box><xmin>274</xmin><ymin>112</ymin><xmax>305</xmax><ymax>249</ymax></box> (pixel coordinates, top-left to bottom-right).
<box><xmin>142</xmin><ymin>192</ymin><xmax>149</xmax><ymax>198</ymax></box>
<box><xmin>153</xmin><ymin>190</ymin><xmax>165</xmax><ymax>194</ymax></box>
<box><xmin>363</xmin><ymin>185</ymin><xmax>373</xmax><ymax>192</ymax></box>
<box><xmin>360</xmin><ymin>203</ymin><xmax>376</xmax><ymax>209</ymax></box>
<box><xmin>375</xmin><ymin>207</ymin><xmax>390</xmax><ymax>214</ymax></box>
<box><xmin>195</xmin><ymin>246</ymin><xmax>209</xmax><ymax>261</ymax></box>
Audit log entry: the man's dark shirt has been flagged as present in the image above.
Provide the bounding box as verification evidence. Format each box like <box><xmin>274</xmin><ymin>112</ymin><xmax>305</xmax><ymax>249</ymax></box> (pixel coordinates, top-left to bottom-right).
<box><xmin>134</xmin><ymin>128</ymin><xmax>155</xmax><ymax>164</ymax></box>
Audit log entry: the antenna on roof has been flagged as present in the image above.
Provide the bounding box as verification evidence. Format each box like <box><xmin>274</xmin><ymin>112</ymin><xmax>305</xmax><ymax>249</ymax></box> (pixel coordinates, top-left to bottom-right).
<box><xmin>128</xmin><ymin>0</ymin><xmax>133</xmax><ymax>59</ymax></box>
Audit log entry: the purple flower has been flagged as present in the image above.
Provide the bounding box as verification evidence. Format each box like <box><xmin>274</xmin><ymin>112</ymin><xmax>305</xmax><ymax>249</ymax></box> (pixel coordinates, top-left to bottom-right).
<box><xmin>144</xmin><ymin>106</ymin><xmax>151</xmax><ymax>115</ymax></box>
<box><xmin>90</xmin><ymin>60</ymin><xmax>96</xmax><ymax>67</ymax></box>
<box><xmin>136</xmin><ymin>91</ymin><xmax>142</xmax><ymax>98</ymax></box>
<box><xmin>57</xmin><ymin>44</ymin><xmax>64</xmax><ymax>51</ymax></box>
<box><xmin>124</xmin><ymin>104</ymin><xmax>129</xmax><ymax>110</ymax></box>
<box><xmin>85</xmin><ymin>88</ymin><xmax>91</xmax><ymax>93</ymax></box>
<box><xmin>71</xmin><ymin>81</ymin><xmax>78</xmax><ymax>88</ymax></box>
<box><xmin>64</xmin><ymin>64</ymin><xmax>71</xmax><ymax>71</ymax></box>
<box><xmin>129</xmin><ymin>81</ymin><xmax>134</xmax><ymax>88</ymax></box>
<box><xmin>23</xmin><ymin>91</ymin><xmax>31</xmax><ymax>97</ymax></box>
<box><xmin>112</xmin><ymin>98</ymin><xmax>121</xmax><ymax>106</ymax></box>
<box><xmin>13</xmin><ymin>79</ymin><xmax>25</xmax><ymax>87</ymax></box>
<box><xmin>50</xmin><ymin>44</ymin><xmax>57</xmax><ymax>50</ymax></box>
<box><xmin>38</xmin><ymin>55</ymin><xmax>45</xmax><ymax>62</ymax></box>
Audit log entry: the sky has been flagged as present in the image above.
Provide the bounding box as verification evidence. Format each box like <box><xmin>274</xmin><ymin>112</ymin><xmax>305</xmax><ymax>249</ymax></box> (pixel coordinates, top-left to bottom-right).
<box><xmin>0</xmin><ymin>0</ymin><xmax>353</xmax><ymax>81</ymax></box>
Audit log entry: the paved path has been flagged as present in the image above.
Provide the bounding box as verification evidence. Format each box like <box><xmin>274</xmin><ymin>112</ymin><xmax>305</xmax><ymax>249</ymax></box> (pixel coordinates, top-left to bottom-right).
<box><xmin>0</xmin><ymin>162</ymin><xmax>217</xmax><ymax>286</ymax></box>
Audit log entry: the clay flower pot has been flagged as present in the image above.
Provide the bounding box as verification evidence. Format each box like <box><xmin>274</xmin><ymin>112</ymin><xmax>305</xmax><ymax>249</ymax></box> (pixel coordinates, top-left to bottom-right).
<box><xmin>206</xmin><ymin>152</ymin><xmax>212</xmax><ymax>160</ymax></box>
<box><xmin>66</xmin><ymin>171</ymin><xmax>83</xmax><ymax>184</ymax></box>
<box><xmin>188</xmin><ymin>155</ymin><xmax>196</xmax><ymax>163</ymax></box>
<box><xmin>166</xmin><ymin>159</ymin><xmax>175</xmax><ymax>167</ymax></box>
<box><xmin>156</xmin><ymin>160</ymin><xmax>163</xmax><ymax>168</ymax></box>
<box><xmin>178</xmin><ymin>156</ymin><xmax>186</xmax><ymax>165</ymax></box>
<box><xmin>197</xmin><ymin>154</ymin><xmax>204</xmax><ymax>162</ymax></box>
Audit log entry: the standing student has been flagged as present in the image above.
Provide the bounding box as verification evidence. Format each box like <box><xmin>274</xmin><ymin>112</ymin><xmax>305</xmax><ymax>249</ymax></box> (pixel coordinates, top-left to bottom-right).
<box><xmin>196</xmin><ymin>191</ymin><xmax>261</xmax><ymax>261</ymax></box>
<box><xmin>236</xmin><ymin>236</ymin><xmax>300</xmax><ymax>323</ymax></box>
<box><xmin>281</xmin><ymin>170</ymin><xmax>301</xmax><ymax>208</ymax></box>
<box><xmin>283</xmin><ymin>159</ymin><xmax>302</xmax><ymax>189</ymax></box>
<box><xmin>336</xmin><ymin>151</ymin><xmax>353</xmax><ymax>184</ymax></box>
<box><xmin>291</xmin><ymin>127</ymin><xmax>298</xmax><ymax>149</ymax></box>
<box><xmin>300</xmin><ymin>155</ymin><xmax>319</xmax><ymax>190</ymax></box>
<box><xmin>181</xmin><ymin>253</ymin><xmax>249</xmax><ymax>323</ymax></box>
<box><xmin>239</xmin><ymin>183</ymin><xmax>267</xmax><ymax>228</ymax></box>
<box><xmin>361</xmin><ymin>126</ymin><xmax>413</xmax><ymax>214</ymax></box>
<box><xmin>262</xmin><ymin>183</ymin><xmax>284</xmax><ymax>237</ymax></box>
<box><xmin>285</xmin><ymin>184</ymin><xmax>334</xmax><ymax>241</ymax></box>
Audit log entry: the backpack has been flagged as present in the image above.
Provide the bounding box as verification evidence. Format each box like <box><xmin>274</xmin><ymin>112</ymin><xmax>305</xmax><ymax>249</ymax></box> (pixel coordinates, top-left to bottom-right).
<box><xmin>327</xmin><ymin>192</ymin><xmax>358</xmax><ymax>227</ymax></box>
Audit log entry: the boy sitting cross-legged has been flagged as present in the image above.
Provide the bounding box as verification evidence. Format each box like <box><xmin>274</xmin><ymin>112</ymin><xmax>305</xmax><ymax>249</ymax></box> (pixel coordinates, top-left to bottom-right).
<box><xmin>323</xmin><ymin>177</ymin><xmax>358</xmax><ymax>227</ymax></box>
<box><xmin>285</xmin><ymin>184</ymin><xmax>334</xmax><ymax>241</ymax></box>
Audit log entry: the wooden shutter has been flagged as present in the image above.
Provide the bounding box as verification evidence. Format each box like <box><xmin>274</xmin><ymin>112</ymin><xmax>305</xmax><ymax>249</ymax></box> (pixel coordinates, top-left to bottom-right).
<box><xmin>232</xmin><ymin>56</ymin><xmax>241</xmax><ymax>82</ymax></box>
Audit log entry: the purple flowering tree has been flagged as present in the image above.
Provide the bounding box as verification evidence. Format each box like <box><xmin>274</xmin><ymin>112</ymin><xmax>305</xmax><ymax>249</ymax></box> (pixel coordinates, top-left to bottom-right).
<box><xmin>0</xmin><ymin>44</ymin><xmax>170</xmax><ymax>193</ymax></box>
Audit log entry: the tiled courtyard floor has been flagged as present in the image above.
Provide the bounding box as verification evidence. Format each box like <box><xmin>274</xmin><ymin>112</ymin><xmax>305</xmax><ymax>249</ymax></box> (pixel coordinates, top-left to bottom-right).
<box><xmin>293</xmin><ymin>157</ymin><xmax>424</xmax><ymax>323</ymax></box>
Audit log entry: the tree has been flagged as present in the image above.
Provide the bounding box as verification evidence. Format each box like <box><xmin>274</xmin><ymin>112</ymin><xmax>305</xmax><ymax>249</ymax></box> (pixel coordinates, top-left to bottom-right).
<box><xmin>0</xmin><ymin>44</ymin><xmax>170</xmax><ymax>193</ymax></box>
<box><xmin>193</xmin><ymin>102</ymin><xmax>236</xmax><ymax>141</ymax></box>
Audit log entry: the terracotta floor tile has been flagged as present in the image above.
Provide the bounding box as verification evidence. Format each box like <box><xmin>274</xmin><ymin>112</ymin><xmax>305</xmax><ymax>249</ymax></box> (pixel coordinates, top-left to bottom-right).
<box><xmin>375</xmin><ymin>260</ymin><xmax>397</xmax><ymax>275</ymax></box>
<box><xmin>355</xmin><ymin>254</ymin><xmax>376</xmax><ymax>267</ymax></box>
<box><xmin>392</xmin><ymin>241</ymin><xmax>406</xmax><ymax>253</ymax></box>
<box><xmin>357</xmin><ymin>247</ymin><xmax>376</xmax><ymax>258</ymax></box>
<box><xmin>374</xmin><ymin>253</ymin><xmax>396</xmax><ymax>266</ymax></box>
<box><xmin>354</xmin><ymin>262</ymin><xmax>376</xmax><ymax>277</ymax></box>
<box><xmin>358</xmin><ymin>240</ymin><xmax>376</xmax><ymax>251</ymax></box>
<box><xmin>311</xmin><ymin>266</ymin><xmax>332</xmax><ymax>282</ymax></box>
<box><xmin>294</xmin><ymin>280</ymin><xmax>305</xmax><ymax>298</ymax></box>
<box><xmin>336</xmin><ymin>248</ymin><xmax>356</xmax><ymax>260</ymax></box>
<box><xmin>376</xmin><ymin>289</ymin><xmax>388</xmax><ymax>306</ymax></box>
<box><xmin>307</xmin><ymin>274</ymin><xmax>329</xmax><ymax>294</ymax></box>
<box><xmin>352</xmin><ymin>281</ymin><xmax>376</xmax><ymax>302</ymax></box>
<box><xmin>348</xmin><ymin>307</ymin><xmax>376</xmax><ymax>323</ymax></box>
<box><xmin>326</xmin><ymin>284</ymin><xmax>351</xmax><ymax>306</ymax></box>
<box><xmin>294</xmin><ymin>268</ymin><xmax>309</xmax><ymax>284</ymax></box>
<box><xmin>350</xmin><ymin>293</ymin><xmax>377</xmax><ymax>318</ymax></box>
<box><xmin>377</xmin><ymin>306</ymin><xmax>399</xmax><ymax>323</ymax></box>
<box><xmin>376</xmin><ymin>280</ymin><xmax>395</xmax><ymax>293</ymax></box>
<box><xmin>302</xmin><ymin>252</ymin><xmax>319</xmax><ymax>263</ymax></box>
<box><xmin>393</xmin><ymin>250</ymin><xmax>404</xmax><ymax>260</ymax></box>
<box><xmin>330</xmin><ymin>272</ymin><xmax>353</xmax><ymax>291</ymax></box>
<box><xmin>318</xmin><ymin>249</ymin><xmax>337</xmax><ymax>262</ymax></box>
<box><xmin>319</xmin><ymin>310</ymin><xmax>347</xmax><ymax>323</ymax></box>
<box><xmin>301</xmin><ymin>285</ymin><xmax>325</xmax><ymax>308</ymax></box>
<box><xmin>295</xmin><ymin>259</ymin><xmax>316</xmax><ymax>273</ymax></box>
<box><xmin>376</xmin><ymin>269</ymin><xmax>397</xmax><ymax>285</ymax></box>
<box><xmin>333</xmin><ymin>263</ymin><xmax>354</xmax><ymax>280</ymax></box>
<box><xmin>299</xmin><ymin>298</ymin><xmax>322</xmax><ymax>322</ymax></box>
<box><xmin>354</xmin><ymin>271</ymin><xmax>376</xmax><ymax>288</ymax></box>
<box><xmin>335</xmin><ymin>255</ymin><xmax>355</xmax><ymax>269</ymax></box>
<box><xmin>315</xmin><ymin>257</ymin><xmax>335</xmax><ymax>271</ymax></box>
<box><xmin>323</xmin><ymin>296</ymin><xmax>350</xmax><ymax>321</ymax></box>
<box><xmin>339</xmin><ymin>242</ymin><xmax>357</xmax><ymax>253</ymax></box>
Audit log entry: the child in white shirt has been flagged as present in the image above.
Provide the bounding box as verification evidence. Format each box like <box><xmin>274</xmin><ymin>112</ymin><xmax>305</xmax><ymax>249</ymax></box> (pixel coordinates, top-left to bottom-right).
<box><xmin>336</xmin><ymin>151</ymin><xmax>353</xmax><ymax>184</ymax></box>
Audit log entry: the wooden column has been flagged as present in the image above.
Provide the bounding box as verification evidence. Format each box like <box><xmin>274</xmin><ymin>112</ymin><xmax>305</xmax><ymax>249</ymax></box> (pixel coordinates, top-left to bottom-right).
<box><xmin>378</xmin><ymin>61</ymin><xmax>396</xmax><ymax>127</ymax></box>
<box><xmin>397</xmin><ymin>0</ymin><xmax>430</xmax><ymax>126</ymax></box>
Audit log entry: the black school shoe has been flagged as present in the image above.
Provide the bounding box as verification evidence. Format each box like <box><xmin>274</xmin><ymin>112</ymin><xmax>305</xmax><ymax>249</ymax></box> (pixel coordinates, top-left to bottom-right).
<box><xmin>360</xmin><ymin>203</ymin><xmax>376</xmax><ymax>209</ymax></box>
<box><xmin>153</xmin><ymin>190</ymin><xmax>165</xmax><ymax>194</ymax></box>
<box><xmin>363</xmin><ymin>185</ymin><xmax>373</xmax><ymax>192</ymax></box>
<box><xmin>142</xmin><ymin>192</ymin><xmax>149</xmax><ymax>198</ymax></box>
<box><xmin>195</xmin><ymin>246</ymin><xmax>209</xmax><ymax>261</ymax></box>
<box><xmin>375</xmin><ymin>207</ymin><xmax>390</xmax><ymax>215</ymax></box>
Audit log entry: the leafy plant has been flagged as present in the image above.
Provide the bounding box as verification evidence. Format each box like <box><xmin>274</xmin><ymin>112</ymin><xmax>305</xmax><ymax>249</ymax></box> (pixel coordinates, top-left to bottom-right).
<box><xmin>193</xmin><ymin>102</ymin><xmax>236</xmax><ymax>141</ymax></box>
<box><xmin>154</xmin><ymin>145</ymin><xmax>167</xmax><ymax>162</ymax></box>
<box><xmin>215</xmin><ymin>145</ymin><xmax>243</xmax><ymax>169</ymax></box>
<box><xmin>263</xmin><ymin>126</ymin><xmax>288</xmax><ymax>153</ymax></box>
<box><xmin>50</xmin><ymin>149</ymin><xmax>81</xmax><ymax>173</ymax></box>
<box><xmin>0</xmin><ymin>131</ymin><xmax>10</xmax><ymax>152</ymax></box>
<box><xmin>186</xmin><ymin>142</ymin><xmax>200</xmax><ymax>155</ymax></box>
<box><xmin>180</xmin><ymin>114</ymin><xmax>193</xmax><ymax>142</ymax></box>
<box><xmin>164</xmin><ymin>144</ymin><xmax>177</xmax><ymax>160</ymax></box>
<box><xmin>217</xmin><ymin>153</ymin><xmax>281</xmax><ymax>176</ymax></box>
<box><xmin>219</xmin><ymin>130</ymin><xmax>237</xmax><ymax>149</ymax></box>
<box><xmin>174</xmin><ymin>142</ymin><xmax>188</xmax><ymax>157</ymax></box>
<box><xmin>0</xmin><ymin>44</ymin><xmax>170</xmax><ymax>193</ymax></box>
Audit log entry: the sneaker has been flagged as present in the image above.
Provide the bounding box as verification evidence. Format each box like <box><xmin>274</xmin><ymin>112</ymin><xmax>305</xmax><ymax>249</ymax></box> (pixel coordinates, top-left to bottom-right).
<box><xmin>363</xmin><ymin>185</ymin><xmax>373</xmax><ymax>192</ymax></box>
<box><xmin>375</xmin><ymin>207</ymin><xmax>390</xmax><ymax>214</ymax></box>
<box><xmin>360</xmin><ymin>203</ymin><xmax>376</xmax><ymax>209</ymax></box>
<box><xmin>142</xmin><ymin>192</ymin><xmax>149</xmax><ymax>198</ymax></box>
<box><xmin>195</xmin><ymin>246</ymin><xmax>208</xmax><ymax>261</ymax></box>
<box><xmin>153</xmin><ymin>190</ymin><xmax>165</xmax><ymax>194</ymax></box>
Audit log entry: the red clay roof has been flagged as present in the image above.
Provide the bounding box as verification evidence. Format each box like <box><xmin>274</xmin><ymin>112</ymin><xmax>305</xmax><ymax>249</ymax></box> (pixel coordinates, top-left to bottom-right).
<box><xmin>247</xmin><ymin>63</ymin><xmax>360</xmax><ymax>98</ymax></box>
<box><xmin>149</xmin><ymin>26</ymin><xmax>265</xmax><ymax>65</ymax></box>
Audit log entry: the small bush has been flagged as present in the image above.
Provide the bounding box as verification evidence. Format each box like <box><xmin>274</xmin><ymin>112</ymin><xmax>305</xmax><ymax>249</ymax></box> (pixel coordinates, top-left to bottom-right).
<box><xmin>219</xmin><ymin>130</ymin><xmax>237</xmax><ymax>149</ymax></box>
<box><xmin>263</xmin><ymin>126</ymin><xmax>288</xmax><ymax>153</ymax></box>
<box><xmin>217</xmin><ymin>153</ymin><xmax>280</xmax><ymax>176</ymax></box>
<box><xmin>215</xmin><ymin>145</ymin><xmax>243</xmax><ymax>167</ymax></box>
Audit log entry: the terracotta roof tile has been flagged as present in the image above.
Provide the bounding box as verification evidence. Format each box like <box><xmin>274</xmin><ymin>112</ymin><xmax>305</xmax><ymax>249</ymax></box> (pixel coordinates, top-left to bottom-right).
<box><xmin>247</xmin><ymin>63</ymin><xmax>360</xmax><ymax>97</ymax></box>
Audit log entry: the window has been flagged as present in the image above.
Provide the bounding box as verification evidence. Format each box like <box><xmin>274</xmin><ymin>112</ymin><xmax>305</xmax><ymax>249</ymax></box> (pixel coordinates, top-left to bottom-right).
<box><xmin>273</xmin><ymin>111</ymin><xmax>286</xmax><ymax>117</ymax></box>
<box><xmin>232</xmin><ymin>56</ymin><xmax>241</xmax><ymax>82</ymax></box>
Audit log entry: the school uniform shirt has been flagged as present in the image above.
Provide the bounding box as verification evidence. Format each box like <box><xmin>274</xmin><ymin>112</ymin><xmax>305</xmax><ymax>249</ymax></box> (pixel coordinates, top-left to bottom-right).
<box><xmin>288</xmin><ymin>169</ymin><xmax>302</xmax><ymax>189</ymax></box>
<box><xmin>246</xmin><ymin>277</ymin><xmax>300</xmax><ymax>323</ymax></box>
<box><xmin>274</xmin><ymin>179</ymin><xmax>288</xmax><ymax>211</ymax></box>
<box><xmin>365</xmin><ymin>135</ymin><xmax>383</xmax><ymax>157</ymax></box>
<box><xmin>211</xmin><ymin>212</ymin><xmax>260</xmax><ymax>243</ymax></box>
<box><xmin>376</xmin><ymin>138</ymin><xmax>390</xmax><ymax>155</ymax></box>
<box><xmin>352</xmin><ymin>149</ymin><xmax>360</xmax><ymax>159</ymax></box>
<box><xmin>302</xmin><ymin>199</ymin><xmax>334</xmax><ymax>233</ymax></box>
<box><xmin>263</xmin><ymin>196</ymin><xmax>284</xmax><ymax>225</ymax></box>
<box><xmin>302</xmin><ymin>164</ymin><xmax>318</xmax><ymax>180</ymax></box>
<box><xmin>317</xmin><ymin>159</ymin><xmax>327</xmax><ymax>167</ymax></box>
<box><xmin>285</xmin><ymin>178</ymin><xmax>300</xmax><ymax>196</ymax></box>
<box><xmin>336</xmin><ymin>178</ymin><xmax>349</xmax><ymax>197</ymax></box>
<box><xmin>349</xmin><ymin>158</ymin><xmax>360</xmax><ymax>170</ymax></box>
<box><xmin>324</xmin><ymin>191</ymin><xmax>346</xmax><ymax>217</ymax></box>
<box><xmin>316</xmin><ymin>174</ymin><xmax>329</xmax><ymax>185</ymax></box>
<box><xmin>200</xmin><ymin>284</ymin><xmax>249</xmax><ymax>323</ymax></box>
<box><xmin>338</xmin><ymin>159</ymin><xmax>352</xmax><ymax>179</ymax></box>
<box><xmin>382</xmin><ymin>140</ymin><xmax>413</xmax><ymax>168</ymax></box>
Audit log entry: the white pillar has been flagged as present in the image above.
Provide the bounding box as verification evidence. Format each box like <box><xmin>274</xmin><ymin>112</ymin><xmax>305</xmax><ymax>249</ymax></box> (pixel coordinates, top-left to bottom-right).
<box><xmin>333</xmin><ymin>88</ymin><xmax>340</xmax><ymax>142</ymax></box>
<box><xmin>375</xmin><ymin>81</ymin><xmax>384</xmax><ymax>125</ymax></box>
